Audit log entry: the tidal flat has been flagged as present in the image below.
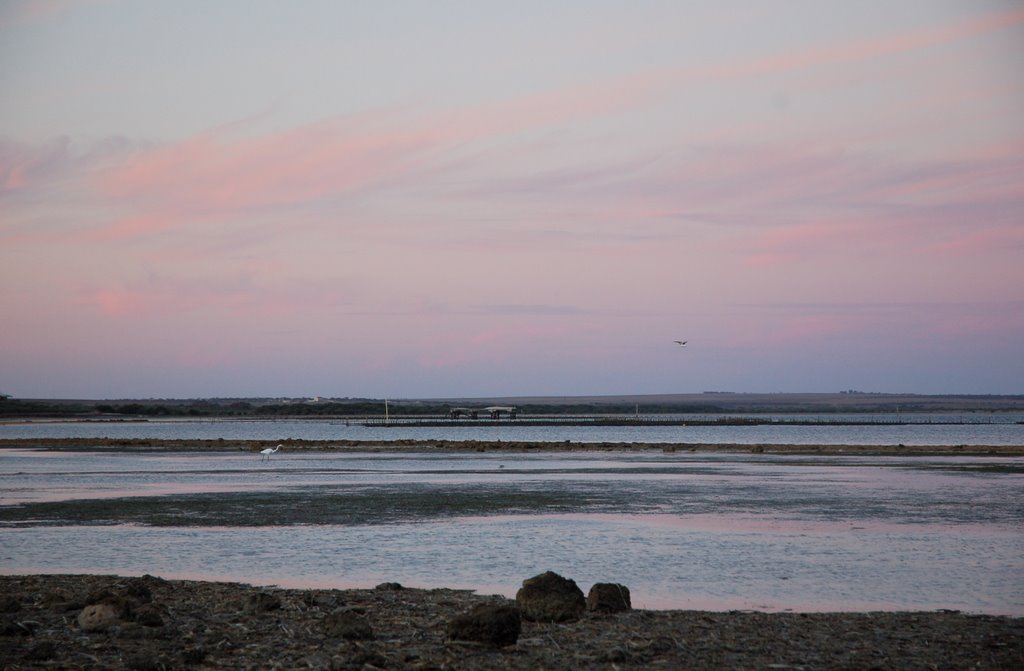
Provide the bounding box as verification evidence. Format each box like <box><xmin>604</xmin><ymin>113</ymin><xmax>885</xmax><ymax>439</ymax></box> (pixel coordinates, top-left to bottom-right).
<box><xmin>3</xmin><ymin>436</ymin><xmax>1024</xmax><ymax>455</ymax></box>
<box><xmin>2</xmin><ymin>444</ymin><xmax>1022</xmax><ymax>616</ymax></box>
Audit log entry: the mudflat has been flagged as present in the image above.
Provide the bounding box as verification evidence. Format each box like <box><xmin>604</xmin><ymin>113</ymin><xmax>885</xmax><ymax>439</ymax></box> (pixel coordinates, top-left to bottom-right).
<box><xmin>2</xmin><ymin>574</ymin><xmax>1022</xmax><ymax>670</ymax></box>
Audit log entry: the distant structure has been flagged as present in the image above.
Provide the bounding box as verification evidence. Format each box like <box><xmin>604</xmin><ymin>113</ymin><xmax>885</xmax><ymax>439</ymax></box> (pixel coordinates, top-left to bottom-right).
<box><xmin>449</xmin><ymin>406</ymin><xmax>517</xmax><ymax>420</ymax></box>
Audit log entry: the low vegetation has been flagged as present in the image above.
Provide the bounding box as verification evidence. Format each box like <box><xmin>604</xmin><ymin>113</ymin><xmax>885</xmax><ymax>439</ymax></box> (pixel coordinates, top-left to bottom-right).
<box><xmin>3</xmin><ymin>393</ymin><xmax>1023</xmax><ymax>419</ymax></box>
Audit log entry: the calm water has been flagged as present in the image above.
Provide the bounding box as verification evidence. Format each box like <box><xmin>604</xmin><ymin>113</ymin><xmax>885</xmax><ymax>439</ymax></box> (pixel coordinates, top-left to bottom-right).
<box><xmin>2</xmin><ymin>447</ymin><xmax>1022</xmax><ymax>614</ymax></box>
<box><xmin>2</xmin><ymin>412</ymin><xmax>1023</xmax><ymax>445</ymax></box>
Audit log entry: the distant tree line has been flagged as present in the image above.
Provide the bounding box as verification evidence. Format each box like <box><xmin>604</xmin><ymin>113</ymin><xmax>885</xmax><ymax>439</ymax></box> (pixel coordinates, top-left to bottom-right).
<box><xmin>0</xmin><ymin>398</ymin><xmax>96</xmax><ymax>417</ymax></box>
<box><xmin>3</xmin><ymin>394</ymin><xmax>1022</xmax><ymax>418</ymax></box>
<box><xmin>1</xmin><ymin>396</ymin><xmax>731</xmax><ymax>418</ymax></box>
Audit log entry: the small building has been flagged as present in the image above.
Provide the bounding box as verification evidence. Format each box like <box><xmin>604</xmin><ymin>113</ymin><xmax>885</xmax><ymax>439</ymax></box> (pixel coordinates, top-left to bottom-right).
<box><xmin>449</xmin><ymin>406</ymin><xmax>517</xmax><ymax>419</ymax></box>
<box><xmin>484</xmin><ymin>406</ymin><xmax>517</xmax><ymax>419</ymax></box>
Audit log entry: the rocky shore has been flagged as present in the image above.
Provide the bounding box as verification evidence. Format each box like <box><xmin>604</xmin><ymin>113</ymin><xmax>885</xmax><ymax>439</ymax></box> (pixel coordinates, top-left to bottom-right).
<box><xmin>2</xmin><ymin>574</ymin><xmax>1021</xmax><ymax>670</ymax></box>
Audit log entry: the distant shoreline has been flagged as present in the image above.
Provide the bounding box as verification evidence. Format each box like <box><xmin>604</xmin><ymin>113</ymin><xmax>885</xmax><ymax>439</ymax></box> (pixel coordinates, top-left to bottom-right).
<box><xmin>4</xmin><ymin>391</ymin><xmax>1024</xmax><ymax>422</ymax></box>
<box><xmin>2</xmin><ymin>437</ymin><xmax>1022</xmax><ymax>456</ymax></box>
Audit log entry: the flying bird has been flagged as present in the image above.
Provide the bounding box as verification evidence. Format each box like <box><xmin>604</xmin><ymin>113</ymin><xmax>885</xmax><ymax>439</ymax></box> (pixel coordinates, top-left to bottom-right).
<box><xmin>260</xmin><ymin>444</ymin><xmax>283</xmax><ymax>460</ymax></box>
<box><xmin>674</xmin><ymin>340</ymin><xmax>688</xmax><ymax>346</ymax></box>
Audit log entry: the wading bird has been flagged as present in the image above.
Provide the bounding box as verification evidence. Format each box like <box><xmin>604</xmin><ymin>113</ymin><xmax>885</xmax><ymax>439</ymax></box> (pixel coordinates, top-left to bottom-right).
<box><xmin>260</xmin><ymin>444</ymin><xmax>283</xmax><ymax>460</ymax></box>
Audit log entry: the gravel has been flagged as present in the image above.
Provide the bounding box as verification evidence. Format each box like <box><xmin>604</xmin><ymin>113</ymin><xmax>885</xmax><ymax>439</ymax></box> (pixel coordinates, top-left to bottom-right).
<box><xmin>2</xmin><ymin>574</ymin><xmax>1021</xmax><ymax>670</ymax></box>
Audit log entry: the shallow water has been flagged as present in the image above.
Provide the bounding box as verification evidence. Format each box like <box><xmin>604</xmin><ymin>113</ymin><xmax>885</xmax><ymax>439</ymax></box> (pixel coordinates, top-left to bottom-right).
<box><xmin>3</xmin><ymin>413</ymin><xmax>1024</xmax><ymax>445</ymax></box>
<box><xmin>1</xmin><ymin>449</ymin><xmax>1022</xmax><ymax>613</ymax></box>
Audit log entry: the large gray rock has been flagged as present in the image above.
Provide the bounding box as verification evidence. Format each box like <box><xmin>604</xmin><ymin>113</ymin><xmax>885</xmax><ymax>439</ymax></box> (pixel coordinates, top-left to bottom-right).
<box><xmin>587</xmin><ymin>583</ymin><xmax>632</xmax><ymax>613</ymax></box>
<box><xmin>515</xmin><ymin>571</ymin><xmax>586</xmax><ymax>622</ymax></box>
<box><xmin>447</xmin><ymin>604</ymin><xmax>521</xmax><ymax>647</ymax></box>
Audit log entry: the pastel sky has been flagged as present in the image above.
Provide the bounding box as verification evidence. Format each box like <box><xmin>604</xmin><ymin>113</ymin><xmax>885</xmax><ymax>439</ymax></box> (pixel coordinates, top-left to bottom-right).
<box><xmin>2</xmin><ymin>1</ymin><xmax>1023</xmax><ymax>399</ymax></box>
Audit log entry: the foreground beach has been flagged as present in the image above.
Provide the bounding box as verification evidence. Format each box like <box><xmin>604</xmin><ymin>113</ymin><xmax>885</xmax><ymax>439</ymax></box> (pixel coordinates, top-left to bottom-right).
<box><xmin>2</xmin><ymin>574</ymin><xmax>1022</xmax><ymax>670</ymax></box>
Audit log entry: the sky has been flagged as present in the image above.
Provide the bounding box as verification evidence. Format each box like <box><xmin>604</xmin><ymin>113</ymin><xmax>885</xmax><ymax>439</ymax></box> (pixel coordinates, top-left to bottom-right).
<box><xmin>1</xmin><ymin>1</ymin><xmax>1023</xmax><ymax>399</ymax></box>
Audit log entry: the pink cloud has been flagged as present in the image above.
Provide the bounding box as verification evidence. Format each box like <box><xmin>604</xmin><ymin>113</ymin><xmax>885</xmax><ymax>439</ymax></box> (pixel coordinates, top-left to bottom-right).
<box><xmin>81</xmin><ymin>288</ymin><xmax>154</xmax><ymax>317</ymax></box>
<box><xmin>7</xmin><ymin>5</ymin><xmax>1021</xmax><ymax>262</ymax></box>
<box><xmin>450</xmin><ymin>3</ymin><xmax>1024</xmax><ymax>145</ymax></box>
<box><xmin>733</xmin><ymin>221</ymin><xmax>864</xmax><ymax>267</ymax></box>
<box><xmin>704</xmin><ymin>6</ymin><xmax>1024</xmax><ymax>81</ymax></box>
<box><xmin>918</xmin><ymin>226</ymin><xmax>1024</xmax><ymax>257</ymax></box>
<box><xmin>84</xmin><ymin>213</ymin><xmax>180</xmax><ymax>242</ymax></box>
<box><xmin>74</xmin><ymin>275</ymin><xmax>352</xmax><ymax>320</ymax></box>
<box><xmin>90</xmin><ymin>119</ymin><xmax>440</xmax><ymax>239</ymax></box>
<box><xmin>412</xmin><ymin>126</ymin><xmax>1021</xmax><ymax>270</ymax></box>
<box><xmin>436</xmin><ymin>6</ymin><xmax>1024</xmax><ymax>151</ymax></box>
<box><xmin>76</xmin><ymin>75</ymin><xmax>665</xmax><ymax>243</ymax></box>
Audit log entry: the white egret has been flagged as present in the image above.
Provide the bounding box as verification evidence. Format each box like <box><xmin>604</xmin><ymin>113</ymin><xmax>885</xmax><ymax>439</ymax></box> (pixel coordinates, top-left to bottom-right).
<box><xmin>260</xmin><ymin>444</ymin><xmax>283</xmax><ymax>460</ymax></box>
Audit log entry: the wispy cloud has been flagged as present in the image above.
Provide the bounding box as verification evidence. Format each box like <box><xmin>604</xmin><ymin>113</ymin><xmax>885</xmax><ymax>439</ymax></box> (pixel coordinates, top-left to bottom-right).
<box><xmin>0</xmin><ymin>0</ymin><xmax>108</xmax><ymax>29</ymax></box>
<box><xmin>6</xmin><ymin>115</ymin><xmax>1019</xmax><ymax>269</ymax></box>
<box><xmin>74</xmin><ymin>273</ymin><xmax>354</xmax><ymax>320</ymax></box>
<box><xmin>7</xmin><ymin>4</ymin><xmax>1019</xmax><ymax>252</ymax></box>
<box><xmin>468</xmin><ymin>304</ymin><xmax>588</xmax><ymax>316</ymax></box>
<box><xmin>1</xmin><ymin>135</ymin><xmax>133</xmax><ymax>195</ymax></box>
<box><xmin>0</xmin><ymin>136</ymin><xmax>71</xmax><ymax>193</ymax></box>
<box><xmin>700</xmin><ymin>6</ymin><xmax>1024</xmax><ymax>82</ymax></box>
<box><xmin>86</xmin><ymin>118</ymin><xmax>441</xmax><ymax>239</ymax></box>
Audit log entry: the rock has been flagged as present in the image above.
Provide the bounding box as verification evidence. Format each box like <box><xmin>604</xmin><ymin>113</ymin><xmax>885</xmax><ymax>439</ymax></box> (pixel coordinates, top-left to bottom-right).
<box><xmin>41</xmin><ymin>590</ymin><xmax>85</xmax><ymax>613</ymax></box>
<box><xmin>302</xmin><ymin>652</ymin><xmax>333</xmax><ymax>671</ymax></box>
<box><xmin>0</xmin><ymin>617</ymin><xmax>38</xmax><ymax>636</ymax></box>
<box><xmin>587</xmin><ymin>583</ymin><xmax>632</xmax><ymax>612</ymax></box>
<box><xmin>181</xmin><ymin>647</ymin><xmax>207</xmax><ymax>665</ymax></box>
<box><xmin>303</xmin><ymin>592</ymin><xmax>338</xmax><ymax>610</ymax></box>
<box><xmin>78</xmin><ymin>603</ymin><xmax>120</xmax><ymax>631</ymax></box>
<box><xmin>247</xmin><ymin>591</ymin><xmax>282</xmax><ymax>613</ymax></box>
<box><xmin>323</xmin><ymin>609</ymin><xmax>374</xmax><ymax>640</ymax></box>
<box><xmin>515</xmin><ymin>571</ymin><xmax>586</xmax><ymax>622</ymax></box>
<box><xmin>133</xmin><ymin>603</ymin><xmax>165</xmax><ymax>627</ymax></box>
<box><xmin>83</xmin><ymin>590</ymin><xmax>133</xmax><ymax>618</ymax></box>
<box><xmin>25</xmin><ymin>640</ymin><xmax>58</xmax><ymax>661</ymax></box>
<box><xmin>0</xmin><ymin>594</ymin><xmax>22</xmax><ymax>613</ymax></box>
<box><xmin>447</xmin><ymin>603</ymin><xmax>521</xmax><ymax>647</ymax></box>
<box><xmin>121</xmin><ymin>576</ymin><xmax>159</xmax><ymax>602</ymax></box>
<box><xmin>126</xmin><ymin>652</ymin><xmax>167</xmax><ymax>671</ymax></box>
<box><xmin>340</xmin><ymin>649</ymin><xmax>390</xmax><ymax>669</ymax></box>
